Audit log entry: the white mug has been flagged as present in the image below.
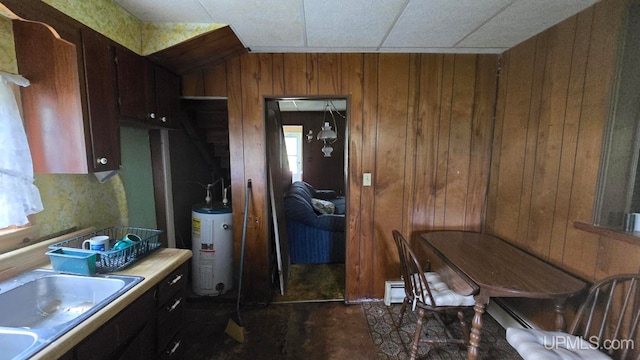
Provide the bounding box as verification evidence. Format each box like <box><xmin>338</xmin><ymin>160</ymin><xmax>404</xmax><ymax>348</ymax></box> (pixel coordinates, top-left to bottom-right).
<box><xmin>82</xmin><ymin>235</ymin><xmax>110</xmax><ymax>251</ymax></box>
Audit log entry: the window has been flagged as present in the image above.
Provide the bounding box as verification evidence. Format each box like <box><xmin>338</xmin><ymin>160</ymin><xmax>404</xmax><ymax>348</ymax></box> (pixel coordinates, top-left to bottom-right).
<box><xmin>283</xmin><ymin>126</ymin><xmax>303</xmax><ymax>183</ymax></box>
<box><xmin>0</xmin><ymin>73</ymin><xmax>43</xmax><ymax>230</ymax></box>
<box><xmin>594</xmin><ymin>1</ymin><xmax>640</xmax><ymax>230</ymax></box>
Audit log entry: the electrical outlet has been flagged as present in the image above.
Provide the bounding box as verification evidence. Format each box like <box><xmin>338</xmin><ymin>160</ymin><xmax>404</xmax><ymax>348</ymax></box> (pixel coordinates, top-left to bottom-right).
<box><xmin>363</xmin><ymin>173</ymin><xmax>372</xmax><ymax>186</ymax></box>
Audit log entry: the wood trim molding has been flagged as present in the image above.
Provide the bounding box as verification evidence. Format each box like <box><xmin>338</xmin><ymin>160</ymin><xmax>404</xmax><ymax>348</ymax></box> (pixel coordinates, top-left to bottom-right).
<box><xmin>574</xmin><ymin>221</ymin><xmax>640</xmax><ymax>246</ymax></box>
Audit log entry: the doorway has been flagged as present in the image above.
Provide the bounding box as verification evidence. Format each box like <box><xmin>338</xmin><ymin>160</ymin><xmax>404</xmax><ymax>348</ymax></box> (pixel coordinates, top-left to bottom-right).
<box><xmin>265</xmin><ymin>97</ymin><xmax>348</xmax><ymax>303</ymax></box>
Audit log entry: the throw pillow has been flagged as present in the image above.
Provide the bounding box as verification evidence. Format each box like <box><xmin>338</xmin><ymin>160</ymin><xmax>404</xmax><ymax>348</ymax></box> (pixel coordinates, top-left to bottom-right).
<box><xmin>311</xmin><ymin>198</ymin><xmax>335</xmax><ymax>215</ymax></box>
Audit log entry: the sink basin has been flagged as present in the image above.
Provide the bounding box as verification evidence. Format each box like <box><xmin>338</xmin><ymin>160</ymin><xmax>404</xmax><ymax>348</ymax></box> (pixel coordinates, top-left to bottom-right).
<box><xmin>0</xmin><ymin>269</ymin><xmax>142</xmax><ymax>360</ymax></box>
<box><xmin>0</xmin><ymin>329</ymin><xmax>37</xmax><ymax>360</ymax></box>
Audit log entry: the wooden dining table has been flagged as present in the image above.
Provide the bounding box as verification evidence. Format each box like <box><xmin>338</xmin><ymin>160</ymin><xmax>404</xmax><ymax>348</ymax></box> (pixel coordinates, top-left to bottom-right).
<box><xmin>419</xmin><ymin>231</ymin><xmax>586</xmax><ymax>360</ymax></box>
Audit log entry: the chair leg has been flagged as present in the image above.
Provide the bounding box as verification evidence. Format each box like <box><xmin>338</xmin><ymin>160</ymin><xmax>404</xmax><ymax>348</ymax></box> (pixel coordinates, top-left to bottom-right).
<box><xmin>458</xmin><ymin>310</ymin><xmax>470</xmax><ymax>346</ymax></box>
<box><xmin>410</xmin><ymin>308</ymin><xmax>426</xmax><ymax>360</ymax></box>
<box><xmin>396</xmin><ymin>298</ymin><xmax>408</xmax><ymax>329</ymax></box>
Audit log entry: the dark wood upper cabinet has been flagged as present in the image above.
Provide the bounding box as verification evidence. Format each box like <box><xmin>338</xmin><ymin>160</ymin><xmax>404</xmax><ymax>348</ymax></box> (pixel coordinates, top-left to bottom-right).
<box><xmin>8</xmin><ymin>0</ymin><xmax>122</xmax><ymax>173</ymax></box>
<box><xmin>153</xmin><ymin>65</ymin><xmax>181</xmax><ymax>129</ymax></box>
<box><xmin>115</xmin><ymin>46</ymin><xmax>153</xmax><ymax>124</ymax></box>
<box><xmin>13</xmin><ymin>19</ymin><xmax>88</xmax><ymax>174</ymax></box>
<box><xmin>81</xmin><ymin>28</ymin><xmax>121</xmax><ymax>171</ymax></box>
<box><xmin>115</xmin><ymin>46</ymin><xmax>181</xmax><ymax>129</ymax></box>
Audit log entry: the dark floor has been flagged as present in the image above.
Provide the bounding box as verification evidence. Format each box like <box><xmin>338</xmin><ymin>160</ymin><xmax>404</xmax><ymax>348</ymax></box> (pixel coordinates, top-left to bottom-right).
<box><xmin>181</xmin><ymin>299</ymin><xmax>377</xmax><ymax>360</ymax></box>
<box><xmin>180</xmin><ymin>265</ymin><xmax>520</xmax><ymax>359</ymax></box>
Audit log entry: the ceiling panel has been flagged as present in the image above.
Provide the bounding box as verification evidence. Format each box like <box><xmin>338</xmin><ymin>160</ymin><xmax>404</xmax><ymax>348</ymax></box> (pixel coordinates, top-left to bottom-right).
<box><xmin>304</xmin><ymin>0</ymin><xmax>407</xmax><ymax>48</ymax></box>
<box><xmin>458</xmin><ymin>0</ymin><xmax>600</xmax><ymax>48</ymax></box>
<box><xmin>384</xmin><ymin>0</ymin><xmax>513</xmax><ymax>49</ymax></box>
<box><xmin>199</xmin><ymin>0</ymin><xmax>305</xmax><ymax>48</ymax></box>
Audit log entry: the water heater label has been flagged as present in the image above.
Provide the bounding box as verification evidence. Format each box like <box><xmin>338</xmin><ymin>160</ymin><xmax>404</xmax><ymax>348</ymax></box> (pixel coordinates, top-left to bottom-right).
<box><xmin>192</xmin><ymin>217</ymin><xmax>201</xmax><ymax>237</ymax></box>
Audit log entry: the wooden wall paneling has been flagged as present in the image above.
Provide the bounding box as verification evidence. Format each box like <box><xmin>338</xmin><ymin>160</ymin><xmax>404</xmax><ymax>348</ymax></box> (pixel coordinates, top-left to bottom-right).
<box><xmin>272</xmin><ymin>54</ymin><xmax>285</xmax><ymax>95</ymax></box>
<box><xmin>359</xmin><ymin>53</ymin><xmax>379</xmax><ymax>298</ymax></box>
<box><xmin>445</xmin><ymin>54</ymin><xmax>476</xmax><ymax>229</ymax></box>
<box><xmin>181</xmin><ymin>70</ymin><xmax>204</xmax><ymax>96</ymax></box>
<box><xmin>237</xmin><ymin>53</ymin><xmax>273</xmax><ymax>302</ymax></box>
<box><xmin>341</xmin><ymin>53</ymin><xmax>364</xmax><ymax>301</ymax></box>
<box><xmin>490</xmin><ymin>41</ymin><xmax>535</xmax><ymax>242</ymax></box>
<box><xmin>412</xmin><ymin>54</ymin><xmax>444</xmax><ymax>232</ymax></box>
<box><xmin>307</xmin><ymin>54</ymin><xmax>318</xmax><ymax>95</ymax></box>
<box><xmin>317</xmin><ymin>53</ymin><xmax>342</xmax><ymax>95</ymax></box>
<box><xmin>283</xmin><ymin>53</ymin><xmax>308</xmax><ymax>95</ymax></box>
<box><xmin>528</xmin><ymin>18</ymin><xmax>577</xmax><ymax>260</ymax></box>
<box><xmin>402</xmin><ymin>54</ymin><xmax>420</xmax><ymax>237</ymax></box>
<box><xmin>433</xmin><ymin>54</ymin><xmax>455</xmax><ymax>229</ymax></box>
<box><xmin>225</xmin><ymin>55</ymin><xmax>247</xmax><ymax>296</ymax></box>
<box><xmin>466</xmin><ymin>55</ymin><xmax>499</xmax><ymax>231</ymax></box>
<box><xmin>517</xmin><ymin>34</ymin><xmax>548</xmax><ymax>249</ymax></box>
<box><xmin>373</xmin><ymin>54</ymin><xmax>412</xmax><ymax>297</ymax></box>
<box><xmin>596</xmin><ymin>237</ymin><xmax>640</xmax><ymax>278</ymax></box>
<box><xmin>484</xmin><ymin>51</ymin><xmax>507</xmax><ymax>235</ymax></box>
<box><xmin>203</xmin><ymin>63</ymin><xmax>227</xmax><ymax>97</ymax></box>
<box><xmin>563</xmin><ymin>0</ymin><xmax>626</xmax><ymax>279</ymax></box>
<box><xmin>549</xmin><ymin>9</ymin><xmax>595</xmax><ymax>265</ymax></box>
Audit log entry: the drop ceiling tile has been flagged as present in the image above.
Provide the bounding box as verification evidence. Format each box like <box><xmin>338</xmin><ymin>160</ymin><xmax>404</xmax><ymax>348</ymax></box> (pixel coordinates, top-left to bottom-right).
<box><xmin>384</xmin><ymin>0</ymin><xmax>514</xmax><ymax>48</ymax></box>
<box><xmin>115</xmin><ymin>0</ymin><xmax>214</xmax><ymax>22</ymax></box>
<box><xmin>199</xmin><ymin>0</ymin><xmax>305</xmax><ymax>48</ymax></box>
<box><xmin>304</xmin><ymin>0</ymin><xmax>407</xmax><ymax>48</ymax></box>
<box><xmin>458</xmin><ymin>0</ymin><xmax>600</xmax><ymax>48</ymax></box>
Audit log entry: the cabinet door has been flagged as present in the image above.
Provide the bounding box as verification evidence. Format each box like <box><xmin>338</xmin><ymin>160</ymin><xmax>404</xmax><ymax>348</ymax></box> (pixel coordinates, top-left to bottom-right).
<box><xmin>153</xmin><ymin>66</ymin><xmax>181</xmax><ymax>129</ymax></box>
<box><xmin>75</xmin><ymin>290</ymin><xmax>155</xmax><ymax>360</ymax></box>
<box><xmin>13</xmin><ymin>19</ymin><xmax>87</xmax><ymax>174</ymax></box>
<box><xmin>81</xmin><ymin>28</ymin><xmax>121</xmax><ymax>171</ymax></box>
<box><xmin>115</xmin><ymin>46</ymin><xmax>153</xmax><ymax>123</ymax></box>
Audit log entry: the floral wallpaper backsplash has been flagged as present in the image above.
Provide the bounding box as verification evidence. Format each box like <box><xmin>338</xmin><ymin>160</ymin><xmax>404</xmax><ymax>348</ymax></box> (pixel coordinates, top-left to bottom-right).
<box><xmin>43</xmin><ymin>0</ymin><xmax>141</xmax><ymax>53</ymax></box>
<box><xmin>43</xmin><ymin>0</ymin><xmax>224</xmax><ymax>55</ymax></box>
<box><xmin>141</xmin><ymin>22</ymin><xmax>223</xmax><ymax>55</ymax></box>
<box><xmin>35</xmin><ymin>174</ymin><xmax>128</xmax><ymax>236</ymax></box>
<box><xmin>0</xmin><ymin>17</ymin><xmax>16</xmax><ymax>73</ymax></box>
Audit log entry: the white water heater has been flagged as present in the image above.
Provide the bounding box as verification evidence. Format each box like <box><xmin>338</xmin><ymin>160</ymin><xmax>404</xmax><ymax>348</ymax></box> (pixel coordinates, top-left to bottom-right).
<box><xmin>191</xmin><ymin>204</ymin><xmax>233</xmax><ymax>296</ymax></box>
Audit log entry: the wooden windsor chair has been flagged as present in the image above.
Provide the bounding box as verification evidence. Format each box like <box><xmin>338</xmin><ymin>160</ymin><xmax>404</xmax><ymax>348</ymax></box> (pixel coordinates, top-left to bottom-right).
<box><xmin>392</xmin><ymin>230</ymin><xmax>478</xmax><ymax>360</ymax></box>
<box><xmin>507</xmin><ymin>273</ymin><xmax>640</xmax><ymax>360</ymax></box>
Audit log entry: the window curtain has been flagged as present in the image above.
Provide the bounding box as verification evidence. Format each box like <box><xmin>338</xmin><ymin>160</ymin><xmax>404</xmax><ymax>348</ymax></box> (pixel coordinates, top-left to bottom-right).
<box><xmin>0</xmin><ymin>72</ymin><xmax>43</xmax><ymax>228</ymax></box>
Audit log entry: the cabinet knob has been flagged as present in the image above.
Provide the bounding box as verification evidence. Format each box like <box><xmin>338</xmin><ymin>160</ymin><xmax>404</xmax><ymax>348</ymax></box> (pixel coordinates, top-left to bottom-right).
<box><xmin>97</xmin><ymin>157</ymin><xmax>108</xmax><ymax>165</ymax></box>
<box><xmin>161</xmin><ymin>116</ymin><xmax>167</xmax><ymax>123</ymax></box>
<box><xmin>149</xmin><ymin>112</ymin><xmax>156</xmax><ymax>119</ymax></box>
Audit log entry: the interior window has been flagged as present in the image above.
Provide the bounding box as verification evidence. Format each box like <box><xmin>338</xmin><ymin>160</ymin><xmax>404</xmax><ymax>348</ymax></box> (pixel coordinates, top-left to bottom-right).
<box><xmin>283</xmin><ymin>125</ymin><xmax>303</xmax><ymax>183</ymax></box>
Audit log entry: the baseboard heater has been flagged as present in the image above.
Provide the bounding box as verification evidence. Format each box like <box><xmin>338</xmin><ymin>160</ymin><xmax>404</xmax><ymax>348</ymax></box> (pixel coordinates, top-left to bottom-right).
<box><xmin>383</xmin><ymin>280</ymin><xmax>539</xmax><ymax>330</ymax></box>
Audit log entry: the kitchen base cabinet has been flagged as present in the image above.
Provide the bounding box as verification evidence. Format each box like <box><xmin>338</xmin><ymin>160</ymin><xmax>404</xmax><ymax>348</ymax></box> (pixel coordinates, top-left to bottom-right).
<box><xmin>155</xmin><ymin>263</ymin><xmax>188</xmax><ymax>356</ymax></box>
<box><xmin>68</xmin><ymin>261</ymin><xmax>188</xmax><ymax>359</ymax></box>
<box><xmin>74</xmin><ymin>288</ymin><xmax>155</xmax><ymax>360</ymax></box>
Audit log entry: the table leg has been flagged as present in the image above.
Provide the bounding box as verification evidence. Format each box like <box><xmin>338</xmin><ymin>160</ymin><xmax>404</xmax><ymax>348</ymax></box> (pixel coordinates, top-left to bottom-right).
<box><xmin>554</xmin><ymin>298</ymin><xmax>567</xmax><ymax>332</ymax></box>
<box><xmin>468</xmin><ymin>301</ymin><xmax>486</xmax><ymax>360</ymax></box>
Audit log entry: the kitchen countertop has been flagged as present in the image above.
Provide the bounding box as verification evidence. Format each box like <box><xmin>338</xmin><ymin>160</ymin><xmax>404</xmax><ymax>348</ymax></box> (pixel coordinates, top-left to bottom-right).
<box><xmin>30</xmin><ymin>247</ymin><xmax>192</xmax><ymax>360</ymax></box>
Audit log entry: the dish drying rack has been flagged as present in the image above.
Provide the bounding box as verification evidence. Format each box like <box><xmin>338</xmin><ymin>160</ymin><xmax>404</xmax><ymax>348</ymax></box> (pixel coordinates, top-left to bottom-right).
<box><xmin>49</xmin><ymin>226</ymin><xmax>163</xmax><ymax>273</ymax></box>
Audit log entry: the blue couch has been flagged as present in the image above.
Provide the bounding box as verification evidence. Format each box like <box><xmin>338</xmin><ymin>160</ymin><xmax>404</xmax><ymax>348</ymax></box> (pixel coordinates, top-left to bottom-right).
<box><xmin>283</xmin><ymin>181</ymin><xmax>345</xmax><ymax>263</ymax></box>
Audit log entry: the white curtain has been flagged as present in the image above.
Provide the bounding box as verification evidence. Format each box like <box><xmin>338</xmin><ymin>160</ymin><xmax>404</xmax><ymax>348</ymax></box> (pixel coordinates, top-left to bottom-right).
<box><xmin>0</xmin><ymin>72</ymin><xmax>43</xmax><ymax>228</ymax></box>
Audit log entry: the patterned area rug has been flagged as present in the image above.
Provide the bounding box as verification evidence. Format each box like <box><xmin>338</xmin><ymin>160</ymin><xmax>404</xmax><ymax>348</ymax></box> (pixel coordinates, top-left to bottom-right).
<box><xmin>272</xmin><ymin>263</ymin><xmax>345</xmax><ymax>303</ymax></box>
<box><xmin>363</xmin><ymin>301</ymin><xmax>522</xmax><ymax>360</ymax></box>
